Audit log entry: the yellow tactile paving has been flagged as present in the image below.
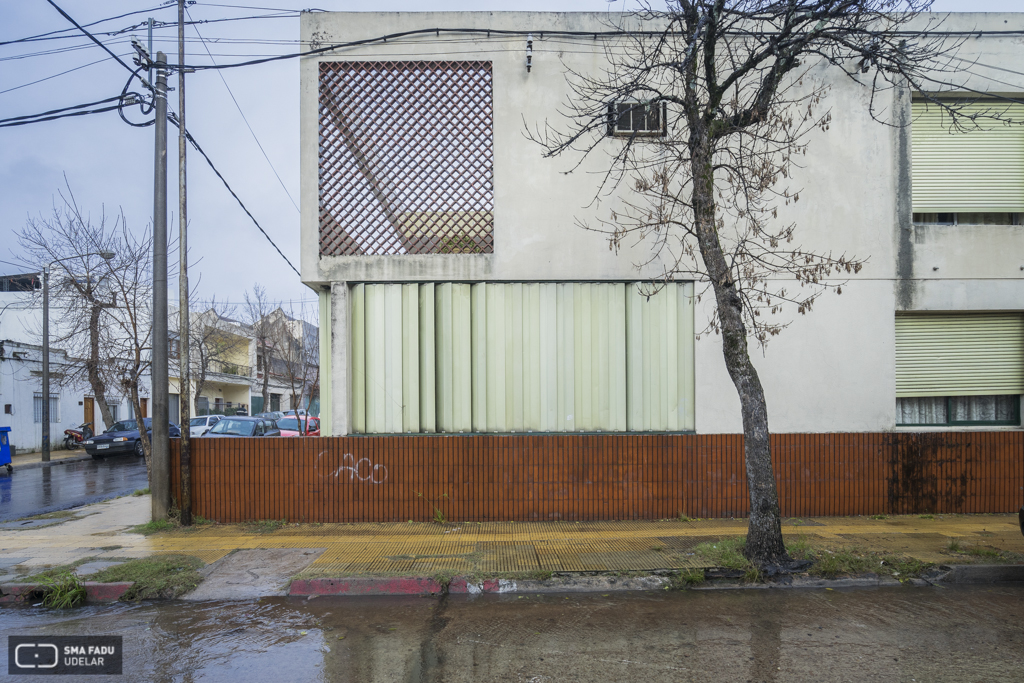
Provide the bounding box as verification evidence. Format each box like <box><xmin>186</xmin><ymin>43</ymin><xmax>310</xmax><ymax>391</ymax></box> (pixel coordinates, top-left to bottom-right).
<box><xmin>2</xmin><ymin>495</ymin><xmax>1022</xmax><ymax>580</ymax></box>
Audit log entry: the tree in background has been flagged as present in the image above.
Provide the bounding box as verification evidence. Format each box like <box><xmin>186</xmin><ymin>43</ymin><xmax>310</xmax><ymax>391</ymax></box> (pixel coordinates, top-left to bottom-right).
<box><xmin>270</xmin><ymin>304</ymin><xmax>319</xmax><ymax>421</ymax></box>
<box><xmin>531</xmin><ymin>0</ymin><xmax>979</xmax><ymax>568</ymax></box>
<box><xmin>243</xmin><ymin>284</ymin><xmax>275</xmax><ymax>412</ymax></box>
<box><xmin>17</xmin><ymin>186</ymin><xmax>129</xmax><ymax>431</ymax></box>
<box><xmin>179</xmin><ymin>300</ymin><xmax>249</xmax><ymax>414</ymax></box>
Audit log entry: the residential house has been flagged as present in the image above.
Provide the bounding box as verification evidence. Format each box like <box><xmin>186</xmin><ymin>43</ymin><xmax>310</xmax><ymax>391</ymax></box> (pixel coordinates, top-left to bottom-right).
<box><xmin>1</xmin><ymin>272</ymin><xmax>144</xmax><ymax>451</ymax></box>
<box><xmin>301</xmin><ymin>12</ymin><xmax>1024</xmax><ymax>437</ymax></box>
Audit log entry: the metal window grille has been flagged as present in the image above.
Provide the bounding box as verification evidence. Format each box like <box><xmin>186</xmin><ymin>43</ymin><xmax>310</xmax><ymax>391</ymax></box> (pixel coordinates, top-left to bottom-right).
<box><xmin>33</xmin><ymin>393</ymin><xmax>60</xmax><ymax>423</ymax></box>
<box><xmin>318</xmin><ymin>61</ymin><xmax>495</xmax><ymax>256</ymax></box>
<box><xmin>607</xmin><ymin>101</ymin><xmax>667</xmax><ymax>137</ymax></box>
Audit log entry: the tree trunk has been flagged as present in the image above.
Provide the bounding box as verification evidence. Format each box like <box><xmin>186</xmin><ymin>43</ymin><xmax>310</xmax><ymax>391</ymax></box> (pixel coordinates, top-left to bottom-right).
<box><xmin>86</xmin><ymin>304</ymin><xmax>114</xmax><ymax>429</ymax></box>
<box><xmin>260</xmin><ymin>339</ymin><xmax>270</xmax><ymax>407</ymax></box>
<box><xmin>690</xmin><ymin>137</ymin><xmax>789</xmax><ymax>568</ymax></box>
<box><xmin>131</xmin><ymin>384</ymin><xmax>152</xmax><ymax>483</ymax></box>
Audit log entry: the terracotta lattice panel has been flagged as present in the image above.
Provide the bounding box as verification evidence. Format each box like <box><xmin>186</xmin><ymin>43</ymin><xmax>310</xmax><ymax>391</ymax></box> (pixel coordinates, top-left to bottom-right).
<box><xmin>318</xmin><ymin>61</ymin><xmax>495</xmax><ymax>256</ymax></box>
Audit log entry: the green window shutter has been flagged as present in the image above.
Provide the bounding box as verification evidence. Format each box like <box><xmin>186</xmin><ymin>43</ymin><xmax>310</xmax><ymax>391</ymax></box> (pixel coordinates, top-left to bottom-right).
<box><xmin>895</xmin><ymin>313</ymin><xmax>1024</xmax><ymax>397</ymax></box>
<box><xmin>626</xmin><ymin>283</ymin><xmax>695</xmax><ymax>431</ymax></box>
<box><xmin>351</xmin><ymin>281</ymin><xmax>695</xmax><ymax>433</ymax></box>
<box><xmin>911</xmin><ymin>100</ymin><xmax>1024</xmax><ymax>213</ymax></box>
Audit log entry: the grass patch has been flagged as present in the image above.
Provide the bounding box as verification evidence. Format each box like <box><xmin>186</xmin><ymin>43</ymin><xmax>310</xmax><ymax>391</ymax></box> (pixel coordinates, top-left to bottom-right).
<box><xmin>667</xmin><ymin>568</ymin><xmax>706</xmax><ymax>589</ymax></box>
<box><xmin>786</xmin><ymin>535</ymin><xmax>814</xmax><ymax>561</ymax></box>
<box><xmin>18</xmin><ymin>561</ymin><xmax>87</xmax><ymax>584</ymax></box>
<box><xmin>869</xmin><ymin>514</ymin><xmax>888</xmax><ymax>521</ymax></box>
<box><xmin>678</xmin><ymin>513</ymin><xmax>697</xmax><ymax>522</ymax></box>
<box><xmin>192</xmin><ymin>514</ymin><xmax>213</xmax><ymax>526</ymax></box>
<box><xmin>19</xmin><ymin>509</ymin><xmax>78</xmax><ymax>521</ymax></box>
<box><xmin>132</xmin><ymin>488</ymin><xmax>151</xmax><ymax>497</ymax></box>
<box><xmin>41</xmin><ymin>570</ymin><xmax>87</xmax><ymax>609</ymax></box>
<box><xmin>807</xmin><ymin>547</ymin><xmax>933</xmax><ymax>581</ymax></box>
<box><xmin>947</xmin><ymin>538</ymin><xmax>963</xmax><ymax>553</ymax></box>
<box><xmin>693</xmin><ymin>537</ymin><xmax>763</xmax><ymax>582</ymax></box>
<box><xmin>918</xmin><ymin>514</ymin><xmax>934</xmax><ymax>520</ymax></box>
<box><xmin>86</xmin><ymin>554</ymin><xmax>204</xmax><ymax>601</ymax></box>
<box><xmin>967</xmin><ymin>546</ymin><xmax>1001</xmax><ymax>558</ymax></box>
<box><xmin>242</xmin><ymin>519</ymin><xmax>288</xmax><ymax>534</ymax></box>
<box><xmin>131</xmin><ymin>519</ymin><xmax>177</xmax><ymax>535</ymax></box>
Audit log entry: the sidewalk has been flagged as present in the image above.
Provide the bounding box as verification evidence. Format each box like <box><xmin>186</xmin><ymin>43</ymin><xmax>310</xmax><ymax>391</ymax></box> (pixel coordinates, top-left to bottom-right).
<box><xmin>6</xmin><ymin>448</ymin><xmax>92</xmax><ymax>471</ymax></box>
<box><xmin>1</xmin><ymin>495</ymin><xmax>1022</xmax><ymax>597</ymax></box>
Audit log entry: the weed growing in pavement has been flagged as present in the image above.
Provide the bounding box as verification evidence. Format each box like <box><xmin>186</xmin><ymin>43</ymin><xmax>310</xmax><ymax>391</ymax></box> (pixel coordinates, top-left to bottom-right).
<box><xmin>242</xmin><ymin>519</ymin><xmax>288</xmax><ymax>533</ymax></box>
<box><xmin>693</xmin><ymin>537</ymin><xmax>749</xmax><ymax>570</ymax></box>
<box><xmin>132</xmin><ymin>488</ymin><xmax>151</xmax><ymax>497</ymax></box>
<box><xmin>416</xmin><ymin>491</ymin><xmax>450</xmax><ymax>524</ymax></box>
<box><xmin>967</xmin><ymin>546</ymin><xmax>1000</xmax><ymax>558</ymax></box>
<box><xmin>918</xmin><ymin>514</ymin><xmax>934</xmax><ymax>520</ymax></box>
<box><xmin>131</xmin><ymin>519</ymin><xmax>177</xmax><ymax>535</ymax></box>
<box><xmin>41</xmin><ymin>570</ymin><xmax>87</xmax><ymax>609</ymax></box>
<box><xmin>667</xmin><ymin>568</ymin><xmax>706</xmax><ymax>588</ymax></box>
<box><xmin>192</xmin><ymin>514</ymin><xmax>213</xmax><ymax>526</ymax></box>
<box><xmin>677</xmin><ymin>513</ymin><xmax>697</xmax><ymax>522</ymax></box>
<box><xmin>869</xmin><ymin>515</ymin><xmax>888</xmax><ymax>520</ymax></box>
<box><xmin>947</xmin><ymin>538</ymin><xmax>963</xmax><ymax>553</ymax></box>
<box><xmin>87</xmin><ymin>554</ymin><xmax>204</xmax><ymax>601</ymax></box>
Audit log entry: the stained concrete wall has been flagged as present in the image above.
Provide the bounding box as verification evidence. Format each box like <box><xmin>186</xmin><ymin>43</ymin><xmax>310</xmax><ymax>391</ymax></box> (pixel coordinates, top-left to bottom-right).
<box><xmin>300</xmin><ymin>12</ymin><xmax>1024</xmax><ymax>435</ymax></box>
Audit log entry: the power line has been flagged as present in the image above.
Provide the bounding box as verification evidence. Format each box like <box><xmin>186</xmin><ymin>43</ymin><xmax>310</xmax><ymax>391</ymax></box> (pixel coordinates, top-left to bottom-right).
<box><xmin>168</xmin><ymin>113</ymin><xmax>300</xmax><ymax>277</ymax></box>
<box><xmin>0</xmin><ymin>56</ymin><xmax>112</xmax><ymax>96</ymax></box>
<box><xmin>186</xmin><ymin>6</ymin><xmax>300</xmax><ymax>213</ymax></box>
<box><xmin>42</xmin><ymin>0</ymin><xmax>138</xmax><ymax>78</ymax></box>
<box><xmin>0</xmin><ymin>5</ymin><xmax>169</xmax><ymax>47</ymax></box>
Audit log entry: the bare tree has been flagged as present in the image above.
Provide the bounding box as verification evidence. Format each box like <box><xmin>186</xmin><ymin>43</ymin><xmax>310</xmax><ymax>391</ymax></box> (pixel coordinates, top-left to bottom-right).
<box><xmin>17</xmin><ymin>186</ymin><xmax>124</xmax><ymax>431</ymax></box>
<box><xmin>529</xmin><ymin>1</ymin><xmax>986</xmax><ymax>568</ymax></box>
<box><xmin>99</xmin><ymin>226</ymin><xmax>156</xmax><ymax>477</ymax></box>
<box><xmin>243</xmin><ymin>284</ymin><xmax>275</xmax><ymax>411</ymax></box>
<box><xmin>271</xmin><ymin>304</ymin><xmax>319</xmax><ymax>422</ymax></box>
<box><xmin>179</xmin><ymin>300</ymin><xmax>248</xmax><ymax>414</ymax></box>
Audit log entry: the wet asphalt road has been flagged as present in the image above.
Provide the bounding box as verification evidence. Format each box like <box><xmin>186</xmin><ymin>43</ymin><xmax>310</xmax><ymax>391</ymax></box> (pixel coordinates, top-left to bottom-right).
<box><xmin>0</xmin><ymin>456</ymin><xmax>148</xmax><ymax>522</ymax></box>
<box><xmin>2</xmin><ymin>585</ymin><xmax>1022</xmax><ymax>682</ymax></box>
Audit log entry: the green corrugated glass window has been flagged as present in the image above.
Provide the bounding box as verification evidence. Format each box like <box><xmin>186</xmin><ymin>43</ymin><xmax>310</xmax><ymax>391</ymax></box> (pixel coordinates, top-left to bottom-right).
<box><xmin>351</xmin><ymin>282</ymin><xmax>694</xmax><ymax>433</ymax></box>
<box><xmin>912</xmin><ymin>100</ymin><xmax>1024</xmax><ymax>213</ymax></box>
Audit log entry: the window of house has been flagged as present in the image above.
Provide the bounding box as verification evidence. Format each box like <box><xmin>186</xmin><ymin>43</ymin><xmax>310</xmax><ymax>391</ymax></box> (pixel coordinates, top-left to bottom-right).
<box><xmin>351</xmin><ymin>282</ymin><xmax>695</xmax><ymax>434</ymax></box>
<box><xmin>607</xmin><ymin>101</ymin><xmax>667</xmax><ymax>137</ymax></box>
<box><xmin>32</xmin><ymin>393</ymin><xmax>60</xmax><ymax>423</ymax></box>
<box><xmin>895</xmin><ymin>313</ymin><xmax>1024</xmax><ymax>427</ymax></box>
<box><xmin>318</xmin><ymin>60</ymin><xmax>495</xmax><ymax>256</ymax></box>
<box><xmin>270</xmin><ymin>394</ymin><xmax>281</xmax><ymax>412</ymax></box>
<box><xmin>911</xmin><ymin>99</ymin><xmax>1024</xmax><ymax>218</ymax></box>
<box><xmin>107</xmin><ymin>402</ymin><xmax>119</xmax><ymax>423</ymax></box>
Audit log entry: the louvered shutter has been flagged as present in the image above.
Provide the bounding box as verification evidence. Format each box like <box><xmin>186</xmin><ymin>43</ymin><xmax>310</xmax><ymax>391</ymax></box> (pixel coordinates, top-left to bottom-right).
<box><xmin>895</xmin><ymin>313</ymin><xmax>1024</xmax><ymax>397</ymax></box>
<box><xmin>912</xmin><ymin>100</ymin><xmax>1024</xmax><ymax>213</ymax></box>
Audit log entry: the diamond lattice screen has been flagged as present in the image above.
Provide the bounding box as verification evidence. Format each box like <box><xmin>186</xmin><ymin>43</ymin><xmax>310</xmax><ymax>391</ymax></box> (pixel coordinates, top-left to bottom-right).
<box><xmin>318</xmin><ymin>61</ymin><xmax>495</xmax><ymax>256</ymax></box>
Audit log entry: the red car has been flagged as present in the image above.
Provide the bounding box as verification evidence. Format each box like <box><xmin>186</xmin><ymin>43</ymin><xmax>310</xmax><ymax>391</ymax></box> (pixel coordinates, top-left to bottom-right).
<box><xmin>276</xmin><ymin>416</ymin><xmax>320</xmax><ymax>437</ymax></box>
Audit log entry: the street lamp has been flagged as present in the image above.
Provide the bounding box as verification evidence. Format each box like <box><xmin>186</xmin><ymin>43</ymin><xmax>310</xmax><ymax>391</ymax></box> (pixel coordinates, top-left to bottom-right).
<box><xmin>41</xmin><ymin>250</ymin><xmax>116</xmax><ymax>462</ymax></box>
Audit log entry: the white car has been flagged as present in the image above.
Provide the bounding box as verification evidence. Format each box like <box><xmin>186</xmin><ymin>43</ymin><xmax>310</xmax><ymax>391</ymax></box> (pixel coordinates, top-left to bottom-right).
<box><xmin>189</xmin><ymin>415</ymin><xmax>223</xmax><ymax>438</ymax></box>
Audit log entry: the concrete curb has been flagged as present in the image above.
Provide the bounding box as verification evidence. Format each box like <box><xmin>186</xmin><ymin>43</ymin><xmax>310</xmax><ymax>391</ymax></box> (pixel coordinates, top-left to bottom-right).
<box><xmin>0</xmin><ymin>582</ymin><xmax>134</xmax><ymax>604</ymax></box>
<box><xmin>7</xmin><ymin>454</ymin><xmax>93</xmax><ymax>472</ymax></box>
<box><xmin>938</xmin><ymin>564</ymin><xmax>1024</xmax><ymax>584</ymax></box>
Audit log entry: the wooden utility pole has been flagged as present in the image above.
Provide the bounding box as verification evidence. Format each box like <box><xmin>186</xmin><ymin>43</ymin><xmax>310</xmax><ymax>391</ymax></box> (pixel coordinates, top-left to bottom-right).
<box><xmin>177</xmin><ymin>0</ymin><xmax>193</xmax><ymax>526</ymax></box>
<box><xmin>152</xmin><ymin>52</ymin><xmax>170</xmax><ymax>521</ymax></box>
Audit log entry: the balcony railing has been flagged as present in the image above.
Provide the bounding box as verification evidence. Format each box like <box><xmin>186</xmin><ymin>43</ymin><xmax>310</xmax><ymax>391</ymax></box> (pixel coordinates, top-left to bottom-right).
<box><xmin>209</xmin><ymin>360</ymin><xmax>253</xmax><ymax>377</ymax></box>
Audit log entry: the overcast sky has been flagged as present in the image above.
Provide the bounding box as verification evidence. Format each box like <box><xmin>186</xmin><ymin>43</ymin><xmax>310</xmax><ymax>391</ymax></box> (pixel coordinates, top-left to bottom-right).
<box><xmin>0</xmin><ymin>0</ymin><xmax>1016</xmax><ymax>319</ymax></box>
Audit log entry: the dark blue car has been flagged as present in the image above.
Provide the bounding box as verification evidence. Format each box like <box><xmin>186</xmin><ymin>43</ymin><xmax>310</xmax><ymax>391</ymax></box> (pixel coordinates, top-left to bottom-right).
<box><xmin>84</xmin><ymin>418</ymin><xmax>181</xmax><ymax>459</ymax></box>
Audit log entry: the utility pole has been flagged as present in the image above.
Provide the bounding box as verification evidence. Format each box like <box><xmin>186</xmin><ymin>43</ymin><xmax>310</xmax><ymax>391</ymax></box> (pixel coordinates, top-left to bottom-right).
<box><xmin>177</xmin><ymin>0</ymin><xmax>193</xmax><ymax>526</ymax></box>
<box><xmin>152</xmin><ymin>52</ymin><xmax>170</xmax><ymax>521</ymax></box>
<box><xmin>40</xmin><ymin>267</ymin><xmax>50</xmax><ymax>462</ymax></box>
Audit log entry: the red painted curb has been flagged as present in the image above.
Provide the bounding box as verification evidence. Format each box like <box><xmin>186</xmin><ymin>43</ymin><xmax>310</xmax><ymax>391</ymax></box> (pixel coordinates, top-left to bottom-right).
<box><xmin>83</xmin><ymin>582</ymin><xmax>134</xmax><ymax>602</ymax></box>
<box><xmin>0</xmin><ymin>582</ymin><xmax>134</xmax><ymax>604</ymax></box>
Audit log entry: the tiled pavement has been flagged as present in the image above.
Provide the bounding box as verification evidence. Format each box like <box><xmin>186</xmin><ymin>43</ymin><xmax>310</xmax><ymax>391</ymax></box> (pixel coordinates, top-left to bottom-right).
<box><xmin>1</xmin><ymin>495</ymin><xmax>1021</xmax><ymax>581</ymax></box>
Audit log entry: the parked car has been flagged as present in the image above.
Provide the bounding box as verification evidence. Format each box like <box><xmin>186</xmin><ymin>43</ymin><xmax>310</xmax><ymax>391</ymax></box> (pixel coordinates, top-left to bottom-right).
<box><xmin>283</xmin><ymin>409</ymin><xmax>308</xmax><ymax>417</ymax></box>
<box><xmin>189</xmin><ymin>415</ymin><xmax>222</xmax><ymax>438</ymax></box>
<box><xmin>276</xmin><ymin>416</ymin><xmax>321</xmax><ymax>437</ymax></box>
<box><xmin>84</xmin><ymin>419</ymin><xmax>182</xmax><ymax>459</ymax></box>
<box><xmin>204</xmin><ymin>416</ymin><xmax>281</xmax><ymax>437</ymax></box>
<box><xmin>254</xmin><ymin>411</ymin><xmax>284</xmax><ymax>426</ymax></box>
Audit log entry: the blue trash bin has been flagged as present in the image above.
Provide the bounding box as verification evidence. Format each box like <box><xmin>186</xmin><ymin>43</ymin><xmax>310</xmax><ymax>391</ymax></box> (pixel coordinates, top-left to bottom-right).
<box><xmin>0</xmin><ymin>426</ymin><xmax>12</xmax><ymax>473</ymax></box>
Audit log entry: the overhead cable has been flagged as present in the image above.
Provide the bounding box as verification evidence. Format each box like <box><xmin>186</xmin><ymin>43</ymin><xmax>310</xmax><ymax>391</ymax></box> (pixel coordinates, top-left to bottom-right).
<box><xmin>169</xmin><ymin>113</ymin><xmax>301</xmax><ymax>277</ymax></box>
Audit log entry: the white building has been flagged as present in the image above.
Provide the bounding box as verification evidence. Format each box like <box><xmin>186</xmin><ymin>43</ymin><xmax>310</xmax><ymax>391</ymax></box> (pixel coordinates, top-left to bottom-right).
<box><xmin>300</xmin><ymin>12</ymin><xmax>1024</xmax><ymax>437</ymax></box>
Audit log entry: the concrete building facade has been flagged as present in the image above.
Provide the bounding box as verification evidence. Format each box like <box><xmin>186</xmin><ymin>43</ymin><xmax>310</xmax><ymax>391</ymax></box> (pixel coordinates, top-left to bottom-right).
<box><xmin>300</xmin><ymin>12</ymin><xmax>1024</xmax><ymax>437</ymax></box>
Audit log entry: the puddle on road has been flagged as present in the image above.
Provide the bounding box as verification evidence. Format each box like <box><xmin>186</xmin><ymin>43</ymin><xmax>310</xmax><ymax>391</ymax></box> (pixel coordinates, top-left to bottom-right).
<box><xmin>1</xmin><ymin>586</ymin><xmax>1023</xmax><ymax>682</ymax></box>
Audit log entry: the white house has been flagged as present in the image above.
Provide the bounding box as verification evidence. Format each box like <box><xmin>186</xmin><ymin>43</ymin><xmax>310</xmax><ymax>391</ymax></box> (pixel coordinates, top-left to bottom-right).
<box><xmin>299</xmin><ymin>12</ymin><xmax>1024</xmax><ymax>437</ymax></box>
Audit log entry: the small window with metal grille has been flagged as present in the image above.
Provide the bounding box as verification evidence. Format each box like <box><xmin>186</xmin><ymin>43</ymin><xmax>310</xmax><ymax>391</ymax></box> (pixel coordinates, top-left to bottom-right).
<box><xmin>607</xmin><ymin>101</ymin><xmax>667</xmax><ymax>137</ymax></box>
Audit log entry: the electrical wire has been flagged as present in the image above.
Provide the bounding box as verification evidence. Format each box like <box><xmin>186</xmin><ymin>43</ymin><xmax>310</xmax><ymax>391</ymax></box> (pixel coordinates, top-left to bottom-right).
<box><xmin>0</xmin><ymin>56</ymin><xmax>112</xmax><ymax>96</ymax></box>
<box><xmin>168</xmin><ymin>113</ymin><xmax>300</xmax><ymax>277</ymax></box>
<box><xmin>186</xmin><ymin>6</ymin><xmax>300</xmax><ymax>213</ymax></box>
<box><xmin>42</xmin><ymin>0</ymin><xmax>139</xmax><ymax>77</ymax></box>
<box><xmin>0</xmin><ymin>5</ymin><xmax>170</xmax><ymax>47</ymax></box>
<box><xmin>0</xmin><ymin>102</ymin><xmax>125</xmax><ymax>128</ymax></box>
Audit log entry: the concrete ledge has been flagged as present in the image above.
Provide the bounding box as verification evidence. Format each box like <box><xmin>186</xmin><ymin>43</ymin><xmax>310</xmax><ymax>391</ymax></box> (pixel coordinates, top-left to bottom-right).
<box><xmin>82</xmin><ymin>581</ymin><xmax>134</xmax><ymax>602</ymax></box>
<box><xmin>8</xmin><ymin>454</ymin><xmax>93</xmax><ymax>472</ymax></box>
<box><xmin>0</xmin><ymin>581</ymin><xmax>134</xmax><ymax>604</ymax></box>
<box><xmin>290</xmin><ymin>577</ymin><xmax>445</xmax><ymax>596</ymax></box>
<box><xmin>939</xmin><ymin>564</ymin><xmax>1024</xmax><ymax>584</ymax></box>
